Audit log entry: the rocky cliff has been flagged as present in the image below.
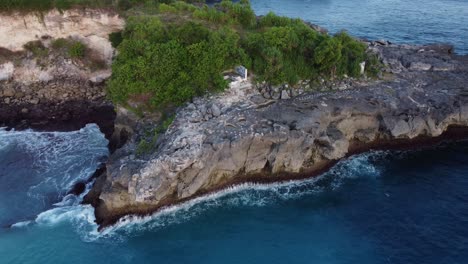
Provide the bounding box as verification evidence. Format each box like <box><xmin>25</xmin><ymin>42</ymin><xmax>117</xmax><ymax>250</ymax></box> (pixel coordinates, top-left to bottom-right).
<box><xmin>0</xmin><ymin>9</ymin><xmax>124</xmax><ymax>137</ymax></box>
<box><xmin>88</xmin><ymin>43</ymin><xmax>468</xmax><ymax>228</ymax></box>
<box><xmin>0</xmin><ymin>9</ymin><xmax>124</xmax><ymax>63</ymax></box>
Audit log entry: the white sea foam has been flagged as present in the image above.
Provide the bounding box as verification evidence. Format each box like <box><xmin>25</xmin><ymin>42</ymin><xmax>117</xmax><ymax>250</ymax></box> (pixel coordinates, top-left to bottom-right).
<box><xmin>10</xmin><ymin>220</ymin><xmax>33</xmax><ymax>228</ymax></box>
<box><xmin>2</xmin><ymin>124</ymin><xmax>108</xmax><ymax>239</ymax></box>
<box><xmin>93</xmin><ymin>151</ymin><xmax>387</xmax><ymax>239</ymax></box>
<box><xmin>8</xmin><ymin>141</ymin><xmax>386</xmax><ymax>242</ymax></box>
<box><xmin>0</xmin><ymin>124</ymin><xmax>108</xmax><ymax>201</ymax></box>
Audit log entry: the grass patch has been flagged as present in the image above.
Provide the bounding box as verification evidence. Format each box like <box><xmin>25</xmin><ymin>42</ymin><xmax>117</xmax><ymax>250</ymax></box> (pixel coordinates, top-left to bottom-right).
<box><xmin>51</xmin><ymin>38</ymin><xmax>86</xmax><ymax>58</ymax></box>
<box><xmin>23</xmin><ymin>40</ymin><xmax>49</xmax><ymax>57</ymax></box>
<box><xmin>69</xmin><ymin>41</ymin><xmax>86</xmax><ymax>58</ymax></box>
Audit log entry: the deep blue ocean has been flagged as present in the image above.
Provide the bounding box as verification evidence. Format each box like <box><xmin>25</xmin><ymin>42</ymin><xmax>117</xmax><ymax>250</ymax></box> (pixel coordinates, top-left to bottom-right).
<box><xmin>1</xmin><ymin>1</ymin><xmax>468</xmax><ymax>263</ymax></box>
<box><xmin>250</xmin><ymin>0</ymin><xmax>468</xmax><ymax>54</ymax></box>
<box><xmin>1</xmin><ymin>126</ymin><xmax>468</xmax><ymax>263</ymax></box>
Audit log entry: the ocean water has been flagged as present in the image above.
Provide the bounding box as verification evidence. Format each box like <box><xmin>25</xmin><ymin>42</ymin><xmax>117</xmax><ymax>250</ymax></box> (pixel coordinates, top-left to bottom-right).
<box><xmin>1</xmin><ymin>125</ymin><xmax>468</xmax><ymax>263</ymax></box>
<box><xmin>249</xmin><ymin>0</ymin><xmax>468</xmax><ymax>54</ymax></box>
<box><xmin>1</xmin><ymin>1</ymin><xmax>468</xmax><ymax>263</ymax></box>
<box><xmin>0</xmin><ymin>125</ymin><xmax>108</xmax><ymax>227</ymax></box>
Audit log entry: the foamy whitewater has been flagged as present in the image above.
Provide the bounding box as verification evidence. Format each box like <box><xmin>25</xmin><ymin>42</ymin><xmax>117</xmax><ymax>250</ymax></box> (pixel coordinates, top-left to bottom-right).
<box><xmin>0</xmin><ymin>124</ymin><xmax>108</xmax><ymax>228</ymax></box>
<box><xmin>1</xmin><ymin>123</ymin><xmax>386</xmax><ymax>241</ymax></box>
<box><xmin>1</xmin><ymin>123</ymin><xmax>468</xmax><ymax>263</ymax></box>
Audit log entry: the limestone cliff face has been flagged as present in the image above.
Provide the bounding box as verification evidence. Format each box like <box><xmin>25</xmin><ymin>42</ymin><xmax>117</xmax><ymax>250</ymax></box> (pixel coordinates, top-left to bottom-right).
<box><xmin>0</xmin><ymin>9</ymin><xmax>124</xmax><ymax>135</ymax></box>
<box><xmin>0</xmin><ymin>9</ymin><xmax>124</xmax><ymax>63</ymax></box>
<box><xmin>91</xmin><ymin>43</ymin><xmax>468</xmax><ymax>227</ymax></box>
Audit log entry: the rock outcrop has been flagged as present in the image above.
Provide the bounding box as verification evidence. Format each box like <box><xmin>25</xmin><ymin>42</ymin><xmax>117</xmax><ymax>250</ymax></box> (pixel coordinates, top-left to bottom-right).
<box><xmin>0</xmin><ymin>9</ymin><xmax>124</xmax><ymax>138</ymax></box>
<box><xmin>0</xmin><ymin>9</ymin><xmax>124</xmax><ymax>63</ymax></box>
<box><xmin>90</xmin><ymin>43</ymin><xmax>468</xmax><ymax>228</ymax></box>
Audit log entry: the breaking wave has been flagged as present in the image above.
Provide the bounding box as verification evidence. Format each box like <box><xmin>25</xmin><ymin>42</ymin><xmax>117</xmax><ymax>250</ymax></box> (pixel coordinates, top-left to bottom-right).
<box><xmin>3</xmin><ymin>124</ymin><xmax>398</xmax><ymax>242</ymax></box>
<box><xmin>1</xmin><ymin>124</ymin><xmax>108</xmax><ymax>227</ymax></box>
<box><xmin>15</xmin><ymin>150</ymin><xmax>389</xmax><ymax>242</ymax></box>
<box><xmin>0</xmin><ymin>124</ymin><xmax>108</xmax><ymax>193</ymax></box>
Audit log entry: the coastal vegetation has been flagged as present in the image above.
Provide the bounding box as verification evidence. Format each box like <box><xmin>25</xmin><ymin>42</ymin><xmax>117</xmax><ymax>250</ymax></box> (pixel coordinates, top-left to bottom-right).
<box><xmin>136</xmin><ymin>114</ymin><xmax>175</xmax><ymax>156</ymax></box>
<box><xmin>1</xmin><ymin>0</ymin><xmax>379</xmax><ymax>110</ymax></box>
<box><xmin>21</xmin><ymin>37</ymin><xmax>106</xmax><ymax>70</ymax></box>
<box><xmin>107</xmin><ymin>0</ymin><xmax>378</xmax><ymax>110</ymax></box>
<box><xmin>51</xmin><ymin>38</ymin><xmax>86</xmax><ymax>58</ymax></box>
<box><xmin>0</xmin><ymin>0</ymin><xmax>113</xmax><ymax>12</ymax></box>
<box><xmin>0</xmin><ymin>0</ymin><xmax>202</xmax><ymax>13</ymax></box>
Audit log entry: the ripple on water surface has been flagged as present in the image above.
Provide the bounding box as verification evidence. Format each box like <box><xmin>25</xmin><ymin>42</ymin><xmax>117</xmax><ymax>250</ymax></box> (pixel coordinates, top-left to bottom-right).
<box><xmin>249</xmin><ymin>0</ymin><xmax>468</xmax><ymax>54</ymax></box>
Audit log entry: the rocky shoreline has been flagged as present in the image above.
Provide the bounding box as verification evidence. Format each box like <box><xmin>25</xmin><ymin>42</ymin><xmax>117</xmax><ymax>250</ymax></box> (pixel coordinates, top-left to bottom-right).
<box><xmin>0</xmin><ymin>79</ymin><xmax>116</xmax><ymax>140</ymax></box>
<box><xmin>0</xmin><ymin>8</ymin><xmax>124</xmax><ymax>142</ymax></box>
<box><xmin>84</xmin><ymin>43</ymin><xmax>468</xmax><ymax>230</ymax></box>
<box><xmin>1</xmin><ymin>9</ymin><xmax>467</xmax><ymax>230</ymax></box>
<box><xmin>87</xmin><ymin>125</ymin><xmax>468</xmax><ymax>229</ymax></box>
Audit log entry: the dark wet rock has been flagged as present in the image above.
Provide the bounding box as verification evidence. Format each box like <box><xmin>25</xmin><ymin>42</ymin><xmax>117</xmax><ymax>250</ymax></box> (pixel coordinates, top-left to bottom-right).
<box><xmin>67</xmin><ymin>181</ymin><xmax>87</xmax><ymax>196</ymax></box>
<box><xmin>82</xmin><ymin>164</ymin><xmax>108</xmax><ymax>207</ymax></box>
<box><xmin>0</xmin><ymin>99</ymin><xmax>116</xmax><ymax>140</ymax></box>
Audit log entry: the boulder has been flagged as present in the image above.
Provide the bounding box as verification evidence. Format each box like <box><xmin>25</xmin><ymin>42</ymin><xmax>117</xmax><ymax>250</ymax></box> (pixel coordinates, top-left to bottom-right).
<box><xmin>2</xmin><ymin>87</ymin><xmax>15</xmax><ymax>97</ymax></box>
<box><xmin>409</xmin><ymin>62</ymin><xmax>432</xmax><ymax>71</ymax></box>
<box><xmin>211</xmin><ymin>104</ymin><xmax>221</xmax><ymax>117</ymax></box>
<box><xmin>0</xmin><ymin>62</ymin><xmax>14</xmax><ymax>81</ymax></box>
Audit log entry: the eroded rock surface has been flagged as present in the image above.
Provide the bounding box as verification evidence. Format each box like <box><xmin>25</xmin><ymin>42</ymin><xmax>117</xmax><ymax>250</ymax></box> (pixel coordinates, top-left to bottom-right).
<box><xmin>0</xmin><ymin>9</ymin><xmax>123</xmax><ymax>136</ymax></box>
<box><xmin>0</xmin><ymin>9</ymin><xmax>124</xmax><ymax>63</ymax></box>
<box><xmin>91</xmin><ymin>43</ymin><xmax>468</xmax><ymax>227</ymax></box>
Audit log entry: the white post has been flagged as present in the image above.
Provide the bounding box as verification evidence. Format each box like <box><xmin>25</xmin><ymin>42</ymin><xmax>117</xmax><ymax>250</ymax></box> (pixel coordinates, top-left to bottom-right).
<box><xmin>360</xmin><ymin>61</ymin><xmax>366</xmax><ymax>75</ymax></box>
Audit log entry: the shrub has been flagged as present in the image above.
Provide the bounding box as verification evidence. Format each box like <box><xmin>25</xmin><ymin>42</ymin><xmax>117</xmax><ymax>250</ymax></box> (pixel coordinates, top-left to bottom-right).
<box><xmin>108</xmin><ymin>17</ymin><xmax>241</xmax><ymax>108</ymax></box>
<box><xmin>51</xmin><ymin>38</ymin><xmax>87</xmax><ymax>59</ymax></box>
<box><xmin>68</xmin><ymin>41</ymin><xmax>86</xmax><ymax>58</ymax></box>
<box><xmin>171</xmin><ymin>1</ymin><xmax>197</xmax><ymax>12</ymax></box>
<box><xmin>136</xmin><ymin>114</ymin><xmax>175</xmax><ymax>156</ymax></box>
<box><xmin>259</xmin><ymin>12</ymin><xmax>293</xmax><ymax>27</ymax></box>
<box><xmin>365</xmin><ymin>53</ymin><xmax>383</xmax><ymax>78</ymax></box>
<box><xmin>334</xmin><ymin>31</ymin><xmax>366</xmax><ymax>77</ymax></box>
<box><xmin>158</xmin><ymin>3</ymin><xmax>177</xmax><ymax>13</ymax></box>
<box><xmin>193</xmin><ymin>6</ymin><xmax>229</xmax><ymax>24</ymax></box>
<box><xmin>51</xmin><ymin>38</ymin><xmax>69</xmax><ymax>49</ymax></box>
<box><xmin>219</xmin><ymin>0</ymin><xmax>256</xmax><ymax>28</ymax></box>
<box><xmin>109</xmin><ymin>31</ymin><xmax>124</xmax><ymax>48</ymax></box>
<box><xmin>107</xmin><ymin>1</ymin><xmax>378</xmax><ymax>110</ymax></box>
<box><xmin>23</xmin><ymin>40</ymin><xmax>49</xmax><ymax>57</ymax></box>
<box><xmin>117</xmin><ymin>0</ymin><xmax>132</xmax><ymax>10</ymax></box>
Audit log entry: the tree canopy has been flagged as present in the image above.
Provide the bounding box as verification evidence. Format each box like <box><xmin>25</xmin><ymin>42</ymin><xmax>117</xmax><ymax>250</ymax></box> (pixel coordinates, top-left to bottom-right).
<box><xmin>107</xmin><ymin>0</ymin><xmax>377</xmax><ymax>110</ymax></box>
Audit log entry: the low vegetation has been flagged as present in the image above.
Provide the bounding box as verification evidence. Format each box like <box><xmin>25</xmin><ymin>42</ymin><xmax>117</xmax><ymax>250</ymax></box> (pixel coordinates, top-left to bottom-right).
<box><xmin>0</xmin><ymin>0</ymin><xmax>110</xmax><ymax>12</ymax></box>
<box><xmin>3</xmin><ymin>0</ymin><xmax>380</xmax><ymax>112</ymax></box>
<box><xmin>23</xmin><ymin>40</ymin><xmax>49</xmax><ymax>58</ymax></box>
<box><xmin>136</xmin><ymin>114</ymin><xmax>175</xmax><ymax>156</ymax></box>
<box><xmin>107</xmin><ymin>0</ymin><xmax>379</xmax><ymax>110</ymax></box>
<box><xmin>0</xmin><ymin>0</ymin><xmax>202</xmax><ymax>13</ymax></box>
<box><xmin>21</xmin><ymin>37</ymin><xmax>106</xmax><ymax>70</ymax></box>
<box><xmin>51</xmin><ymin>38</ymin><xmax>86</xmax><ymax>58</ymax></box>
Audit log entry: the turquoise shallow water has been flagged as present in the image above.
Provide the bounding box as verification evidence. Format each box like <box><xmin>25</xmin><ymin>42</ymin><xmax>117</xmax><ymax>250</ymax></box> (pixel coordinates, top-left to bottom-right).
<box><xmin>1</xmin><ymin>125</ymin><xmax>468</xmax><ymax>263</ymax></box>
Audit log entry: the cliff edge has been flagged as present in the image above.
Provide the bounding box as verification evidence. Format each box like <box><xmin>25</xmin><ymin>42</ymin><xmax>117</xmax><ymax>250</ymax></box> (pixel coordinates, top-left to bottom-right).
<box><xmin>89</xmin><ymin>43</ymin><xmax>468</xmax><ymax>228</ymax></box>
<box><xmin>0</xmin><ymin>9</ymin><xmax>124</xmax><ymax>137</ymax></box>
